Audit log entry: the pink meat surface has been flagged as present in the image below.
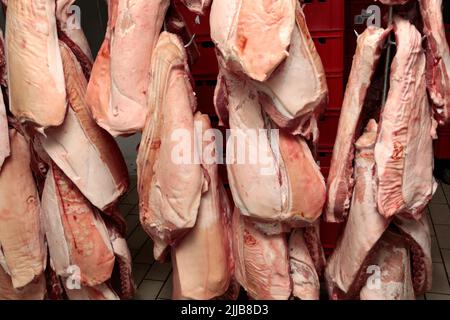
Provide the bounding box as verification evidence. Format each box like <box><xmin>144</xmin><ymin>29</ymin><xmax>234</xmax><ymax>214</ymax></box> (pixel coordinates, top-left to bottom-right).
<box><xmin>419</xmin><ymin>0</ymin><xmax>450</xmax><ymax>124</ymax></box>
<box><xmin>232</xmin><ymin>208</ymin><xmax>292</xmax><ymax>300</ymax></box>
<box><xmin>210</xmin><ymin>0</ymin><xmax>296</xmax><ymax>81</ymax></box>
<box><xmin>5</xmin><ymin>0</ymin><xmax>67</xmax><ymax>128</ymax></box>
<box><xmin>0</xmin><ymin>129</ymin><xmax>46</xmax><ymax>289</ymax></box>
<box><xmin>375</xmin><ymin>16</ymin><xmax>437</xmax><ymax>219</ymax></box>
<box><xmin>171</xmin><ymin>113</ymin><xmax>233</xmax><ymax>300</ymax></box>
<box><xmin>137</xmin><ymin>32</ymin><xmax>205</xmax><ymax>260</ymax></box>
<box><xmin>86</xmin><ymin>0</ymin><xmax>170</xmax><ymax>136</ymax></box>
<box><xmin>325</xmin><ymin>26</ymin><xmax>390</xmax><ymax>223</ymax></box>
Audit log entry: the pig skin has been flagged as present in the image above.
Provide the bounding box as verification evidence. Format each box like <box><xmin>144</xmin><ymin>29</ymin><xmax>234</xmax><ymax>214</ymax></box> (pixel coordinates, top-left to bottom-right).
<box><xmin>325</xmin><ymin>26</ymin><xmax>390</xmax><ymax>223</ymax></box>
<box><xmin>41</xmin><ymin>42</ymin><xmax>129</xmax><ymax>211</ymax></box>
<box><xmin>63</xmin><ymin>283</ymin><xmax>119</xmax><ymax>300</ymax></box>
<box><xmin>137</xmin><ymin>32</ymin><xmax>204</xmax><ymax>260</ymax></box>
<box><xmin>325</xmin><ymin>120</ymin><xmax>391</xmax><ymax>299</ymax></box>
<box><xmin>210</xmin><ymin>0</ymin><xmax>296</xmax><ymax>81</ymax></box>
<box><xmin>359</xmin><ymin>231</ymin><xmax>415</xmax><ymax>300</ymax></box>
<box><xmin>289</xmin><ymin>229</ymin><xmax>320</xmax><ymax>300</ymax></box>
<box><xmin>0</xmin><ymin>129</ymin><xmax>46</xmax><ymax>289</ymax></box>
<box><xmin>86</xmin><ymin>0</ymin><xmax>170</xmax><ymax>136</ymax></box>
<box><xmin>56</xmin><ymin>0</ymin><xmax>93</xmax><ymax>61</ymax></box>
<box><xmin>172</xmin><ymin>113</ymin><xmax>233</xmax><ymax>300</ymax></box>
<box><xmin>418</xmin><ymin>0</ymin><xmax>450</xmax><ymax>124</ymax></box>
<box><xmin>375</xmin><ymin>17</ymin><xmax>437</xmax><ymax>219</ymax></box>
<box><xmin>5</xmin><ymin>0</ymin><xmax>67</xmax><ymax>127</ymax></box>
<box><xmin>232</xmin><ymin>208</ymin><xmax>292</xmax><ymax>300</ymax></box>
<box><xmin>222</xmin><ymin>70</ymin><xmax>326</xmax><ymax>225</ymax></box>
<box><xmin>255</xmin><ymin>3</ymin><xmax>328</xmax><ymax>138</ymax></box>
<box><xmin>393</xmin><ymin>215</ymin><xmax>432</xmax><ymax>296</ymax></box>
<box><xmin>41</xmin><ymin>163</ymin><xmax>115</xmax><ymax>287</ymax></box>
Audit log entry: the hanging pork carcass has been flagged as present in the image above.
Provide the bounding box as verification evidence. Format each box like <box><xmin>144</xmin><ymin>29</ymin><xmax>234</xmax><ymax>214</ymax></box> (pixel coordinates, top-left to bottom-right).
<box><xmin>41</xmin><ymin>42</ymin><xmax>129</xmax><ymax>211</ymax></box>
<box><xmin>137</xmin><ymin>32</ymin><xmax>206</xmax><ymax>261</ymax></box>
<box><xmin>86</xmin><ymin>0</ymin><xmax>170</xmax><ymax>136</ymax></box>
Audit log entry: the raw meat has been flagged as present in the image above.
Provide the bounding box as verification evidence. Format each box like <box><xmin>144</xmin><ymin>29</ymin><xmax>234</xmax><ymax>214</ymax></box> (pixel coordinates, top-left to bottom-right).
<box><xmin>255</xmin><ymin>3</ymin><xmax>328</xmax><ymax>138</ymax></box>
<box><xmin>41</xmin><ymin>162</ymin><xmax>115</xmax><ymax>287</ymax></box>
<box><xmin>359</xmin><ymin>231</ymin><xmax>415</xmax><ymax>300</ymax></box>
<box><xmin>64</xmin><ymin>283</ymin><xmax>119</xmax><ymax>300</ymax></box>
<box><xmin>105</xmin><ymin>214</ymin><xmax>136</xmax><ymax>300</ymax></box>
<box><xmin>137</xmin><ymin>32</ymin><xmax>205</xmax><ymax>260</ymax></box>
<box><xmin>5</xmin><ymin>0</ymin><xmax>67</xmax><ymax>127</ymax></box>
<box><xmin>171</xmin><ymin>113</ymin><xmax>233</xmax><ymax>300</ymax></box>
<box><xmin>56</xmin><ymin>0</ymin><xmax>93</xmax><ymax>61</ymax></box>
<box><xmin>0</xmin><ymin>267</ymin><xmax>46</xmax><ymax>300</ymax></box>
<box><xmin>375</xmin><ymin>16</ymin><xmax>436</xmax><ymax>219</ymax></box>
<box><xmin>179</xmin><ymin>0</ymin><xmax>212</xmax><ymax>15</ymax></box>
<box><xmin>0</xmin><ymin>129</ymin><xmax>46</xmax><ymax>288</ymax></box>
<box><xmin>325</xmin><ymin>26</ymin><xmax>390</xmax><ymax>223</ymax></box>
<box><xmin>289</xmin><ymin>229</ymin><xmax>320</xmax><ymax>300</ymax></box>
<box><xmin>232</xmin><ymin>208</ymin><xmax>292</xmax><ymax>300</ymax></box>
<box><xmin>325</xmin><ymin>120</ymin><xmax>390</xmax><ymax>299</ymax></box>
<box><xmin>0</xmin><ymin>32</ymin><xmax>8</xmax><ymax>170</ymax></box>
<box><xmin>393</xmin><ymin>215</ymin><xmax>432</xmax><ymax>296</ymax></box>
<box><xmin>419</xmin><ymin>0</ymin><xmax>450</xmax><ymax>124</ymax></box>
<box><xmin>41</xmin><ymin>43</ymin><xmax>129</xmax><ymax>210</ymax></box>
<box><xmin>221</xmin><ymin>70</ymin><xmax>326</xmax><ymax>225</ymax></box>
<box><xmin>210</xmin><ymin>0</ymin><xmax>296</xmax><ymax>81</ymax></box>
<box><xmin>86</xmin><ymin>0</ymin><xmax>170</xmax><ymax>136</ymax></box>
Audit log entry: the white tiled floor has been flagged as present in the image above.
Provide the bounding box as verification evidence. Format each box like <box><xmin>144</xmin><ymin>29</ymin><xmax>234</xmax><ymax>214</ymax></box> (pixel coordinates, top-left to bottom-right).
<box><xmin>121</xmin><ymin>178</ymin><xmax>450</xmax><ymax>300</ymax></box>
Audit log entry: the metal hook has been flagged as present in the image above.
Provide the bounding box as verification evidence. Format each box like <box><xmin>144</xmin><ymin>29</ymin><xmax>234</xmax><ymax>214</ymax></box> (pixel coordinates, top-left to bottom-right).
<box><xmin>354</xmin><ymin>30</ymin><xmax>360</xmax><ymax>38</ymax></box>
<box><xmin>184</xmin><ymin>33</ymin><xmax>196</xmax><ymax>48</ymax></box>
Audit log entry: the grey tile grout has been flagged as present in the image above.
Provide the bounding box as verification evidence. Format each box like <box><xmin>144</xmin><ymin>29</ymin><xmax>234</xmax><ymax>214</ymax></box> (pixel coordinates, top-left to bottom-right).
<box><xmin>156</xmin><ymin>270</ymin><xmax>173</xmax><ymax>300</ymax></box>
<box><xmin>430</xmin><ymin>183</ymin><xmax>450</xmax><ymax>287</ymax></box>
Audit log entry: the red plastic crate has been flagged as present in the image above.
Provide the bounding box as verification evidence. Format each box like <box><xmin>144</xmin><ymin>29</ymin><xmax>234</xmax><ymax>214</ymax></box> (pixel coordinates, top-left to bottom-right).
<box><xmin>435</xmin><ymin>125</ymin><xmax>450</xmax><ymax>160</ymax></box>
<box><xmin>194</xmin><ymin>77</ymin><xmax>217</xmax><ymax>115</ymax></box>
<box><xmin>321</xmin><ymin>220</ymin><xmax>345</xmax><ymax>255</ymax></box>
<box><xmin>326</xmin><ymin>72</ymin><xmax>345</xmax><ymax>109</ymax></box>
<box><xmin>303</xmin><ymin>0</ymin><xmax>345</xmax><ymax>32</ymax></box>
<box><xmin>318</xmin><ymin>110</ymin><xmax>340</xmax><ymax>149</ymax></box>
<box><xmin>313</xmin><ymin>31</ymin><xmax>345</xmax><ymax>74</ymax></box>
<box><xmin>174</xmin><ymin>0</ymin><xmax>211</xmax><ymax>37</ymax></box>
<box><xmin>190</xmin><ymin>37</ymin><xmax>218</xmax><ymax>76</ymax></box>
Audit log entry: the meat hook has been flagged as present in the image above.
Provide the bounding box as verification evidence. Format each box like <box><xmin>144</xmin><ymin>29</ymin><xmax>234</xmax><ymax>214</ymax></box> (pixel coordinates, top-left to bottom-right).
<box><xmin>184</xmin><ymin>34</ymin><xmax>196</xmax><ymax>48</ymax></box>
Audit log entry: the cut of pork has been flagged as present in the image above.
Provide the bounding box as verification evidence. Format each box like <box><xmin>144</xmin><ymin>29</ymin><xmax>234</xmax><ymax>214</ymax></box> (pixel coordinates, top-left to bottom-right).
<box><xmin>393</xmin><ymin>215</ymin><xmax>432</xmax><ymax>296</ymax></box>
<box><xmin>171</xmin><ymin>113</ymin><xmax>233</xmax><ymax>300</ymax></box>
<box><xmin>5</xmin><ymin>0</ymin><xmax>67</xmax><ymax>127</ymax></box>
<box><xmin>359</xmin><ymin>231</ymin><xmax>415</xmax><ymax>300</ymax></box>
<box><xmin>255</xmin><ymin>3</ymin><xmax>328</xmax><ymax>138</ymax></box>
<box><xmin>325</xmin><ymin>120</ymin><xmax>390</xmax><ymax>300</ymax></box>
<box><xmin>418</xmin><ymin>0</ymin><xmax>450</xmax><ymax>124</ymax></box>
<box><xmin>222</xmin><ymin>70</ymin><xmax>326</xmax><ymax>225</ymax></box>
<box><xmin>325</xmin><ymin>26</ymin><xmax>390</xmax><ymax>223</ymax></box>
<box><xmin>63</xmin><ymin>283</ymin><xmax>119</xmax><ymax>300</ymax></box>
<box><xmin>232</xmin><ymin>208</ymin><xmax>292</xmax><ymax>300</ymax></box>
<box><xmin>0</xmin><ymin>129</ymin><xmax>46</xmax><ymax>289</ymax></box>
<box><xmin>375</xmin><ymin>16</ymin><xmax>437</xmax><ymax>219</ymax></box>
<box><xmin>41</xmin><ymin>43</ymin><xmax>129</xmax><ymax>211</ymax></box>
<box><xmin>289</xmin><ymin>229</ymin><xmax>320</xmax><ymax>300</ymax></box>
<box><xmin>210</xmin><ymin>0</ymin><xmax>296</xmax><ymax>81</ymax></box>
<box><xmin>0</xmin><ymin>267</ymin><xmax>46</xmax><ymax>300</ymax></box>
<box><xmin>41</xmin><ymin>163</ymin><xmax>116</xmax><ymax>287</ymax></box>
<box><xmin>56</xmin><ymin>0</ymin><xmax>93</xmax><ymax>61</ymax></box>
<box><xmin>137</xmin><ymin>32</ymin><xmax>205</xmax><ymax>260</ymax></box>
<box><xmin>86</xmin><ymin>0</ymin><xmax>170</xmax><ymax>136</ymax></box>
